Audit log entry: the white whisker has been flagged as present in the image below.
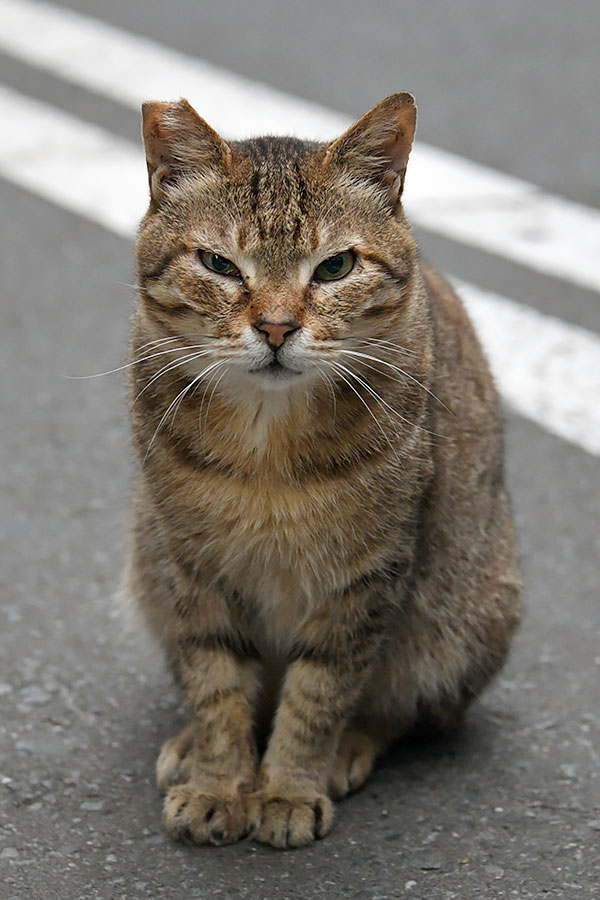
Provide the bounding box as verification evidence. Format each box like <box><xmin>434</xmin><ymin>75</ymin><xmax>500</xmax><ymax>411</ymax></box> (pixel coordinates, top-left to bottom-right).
<box><xmin>332</xmin><ymin>361</ymin><xmax>422</xmax><ymax>434</ymax></box>
<box><xmin>323</xmin><ymin>360</ymin><xmax>397</xmax><ymax>457</ymax></box>
<box><xmin>64</xmin><ymin>341</ymin><xmax>212</xmax><ymax>379</ymax></box>
<box><xmin>314</xmin><ymin>363</ymin><xmax>338</xmax><ymax>424</ymax></box>
<box><xmin>134</xmin><ymin>332</ymin><xmax>219</xmax><ymax>354</ymax></box>
<box><xmin>351</xmin><ymin>337</ymin><xmax>418</xmax><ymax>357</ymax></box>
<box><xmin>144</xmin><ymin>359</ymin><xmax>225</xmax><ymax>462</ymax></box>
<box><xmin>337</xmin><ymin>348</ymin><xmax>452</xmax><ymax>414</ymax></box>
<box><xmin>130</xmin><ymin>349</ymin><xmax>215</xmax><ymax>409</ymax></box>
<box><xmin>134</xmin><ymin>334</ymin><xmax>189</xmax><ymax>354</ymax></box>
<box><xmin>201</xmin><ymin>366</ymin><xmax>228</xmax><ymax>435</ymax></box>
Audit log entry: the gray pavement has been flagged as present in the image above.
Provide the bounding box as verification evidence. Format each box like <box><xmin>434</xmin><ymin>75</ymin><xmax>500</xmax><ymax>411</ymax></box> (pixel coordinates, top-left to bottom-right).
<box><xmin>1</xmin><ymin>2</ymin><xmax>599</xmax><ymax>898</ymax></box>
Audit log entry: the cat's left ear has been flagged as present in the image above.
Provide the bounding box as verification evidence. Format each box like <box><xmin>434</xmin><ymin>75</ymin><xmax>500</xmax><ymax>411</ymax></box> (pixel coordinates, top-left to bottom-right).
<box><xmin>142</xmin><ymin>99</ymin><xmax>231</xmax><ymax>205</ymax></box>
<box><xmin>325</xmin><ymin>93</ymin><xmax>416</xmax><ymax>208</ymax></box>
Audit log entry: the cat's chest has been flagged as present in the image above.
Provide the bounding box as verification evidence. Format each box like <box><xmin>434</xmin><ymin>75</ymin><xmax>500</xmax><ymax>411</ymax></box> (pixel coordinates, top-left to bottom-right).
<box><xmin>197</xmin><ymin>473</ymin><xmax>356</xmax><ymax>645</ymax></box>
<box><xmin>161</xmin><ymin>433</ymin><xmax>400</xmax><ymax>643</ymax></box>
<box><xmin>199</xmin><ymin>471</ymin><xmax>351</xmax><ymax>571</ymax></box>
<box><xmin>174</xmin><ymin>464</ymin><xmax>364</xmax><ymax>589</ymax></box>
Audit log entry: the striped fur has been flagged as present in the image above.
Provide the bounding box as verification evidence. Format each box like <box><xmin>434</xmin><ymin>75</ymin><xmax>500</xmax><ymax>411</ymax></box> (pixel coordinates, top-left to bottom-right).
<box><xmin>127</xmin><ymin>95</ymin><xmax>522</xmax><ymax>848</ymax></box>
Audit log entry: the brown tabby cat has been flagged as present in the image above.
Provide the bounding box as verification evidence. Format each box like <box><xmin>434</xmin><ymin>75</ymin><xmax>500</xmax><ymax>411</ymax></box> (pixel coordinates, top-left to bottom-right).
<box><xmin>127</xmin><ymin>93</ymin><xmax>522</xmax><ymax>849</ymax></box>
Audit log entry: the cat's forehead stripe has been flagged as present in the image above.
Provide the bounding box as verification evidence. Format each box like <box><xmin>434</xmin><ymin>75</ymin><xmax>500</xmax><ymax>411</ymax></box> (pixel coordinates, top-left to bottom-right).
<box><xmin>234</xmin><ymin>141</ymin><xmax>320</xmax><ymax>256</ymax></box>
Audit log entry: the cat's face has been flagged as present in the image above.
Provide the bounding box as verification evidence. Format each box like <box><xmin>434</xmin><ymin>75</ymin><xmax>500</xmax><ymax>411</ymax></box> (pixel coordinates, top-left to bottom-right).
<box><xmin>136</xmin><ymin>95</ymin><xmax>420</xmax><ymax>398</ymax></box>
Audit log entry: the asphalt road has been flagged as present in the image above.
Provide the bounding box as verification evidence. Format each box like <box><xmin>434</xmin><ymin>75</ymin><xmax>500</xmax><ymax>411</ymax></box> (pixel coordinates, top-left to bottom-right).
<box><xmin>1</xmin><ymin>2</ymin><xmax>599</xmax><ymax>898</ymax></box>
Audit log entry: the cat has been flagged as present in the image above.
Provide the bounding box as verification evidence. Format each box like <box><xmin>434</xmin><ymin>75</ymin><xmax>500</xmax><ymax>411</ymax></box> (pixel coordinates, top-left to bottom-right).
<box><xmin>126</xmin><ymin>92</ymin><xmax>522</xmax><ymax>848</ymax></box>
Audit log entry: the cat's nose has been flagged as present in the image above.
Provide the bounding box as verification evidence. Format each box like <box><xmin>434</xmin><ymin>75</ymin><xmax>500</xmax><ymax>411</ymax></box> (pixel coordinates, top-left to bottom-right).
<box><xmin>253</xmin><ymin>317</ymin><xmax>300</xmax><ymax>349</ymax></box>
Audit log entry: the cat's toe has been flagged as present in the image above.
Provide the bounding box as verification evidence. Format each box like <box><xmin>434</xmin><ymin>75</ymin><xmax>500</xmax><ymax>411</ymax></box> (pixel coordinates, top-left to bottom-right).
<box><xmin>163</xmin><ymin>784</ymin><xmax>249</xmax><ymax>845</ymax></box>
<box><xmin>248</xmin><ymin>791</ymin><xmax>333</xmax><ymax>848</ymax></box>
<box><xmin>156</xmin><ymin>726</ymin><xmax>195</xmax><ymax>793</ymax></box>
<box><xmin>329</xmin><ymin>727</ymin><xmax>379</xmax><ymax>800</ymax></box>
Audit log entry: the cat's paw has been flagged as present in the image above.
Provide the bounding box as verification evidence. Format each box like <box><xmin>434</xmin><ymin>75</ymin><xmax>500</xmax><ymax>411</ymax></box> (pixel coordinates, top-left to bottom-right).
<box><xmin>163</xmin><ymin>784</ymin><xmax>249</xmax><ymax>846</ymax></box>
<box><xmin>156</xmin><ymin>726</ymin><xmax>195</xmax><ymax>793</ymax></box>
<box><xmin>248</xmin><ymin>790</ymin><xmax>333</xmax><ymax>848</ymax></box>
<box><xmin>329</xmin><ymin>726</ymin><xmax>379</xmax><ymax>799</ymax></box>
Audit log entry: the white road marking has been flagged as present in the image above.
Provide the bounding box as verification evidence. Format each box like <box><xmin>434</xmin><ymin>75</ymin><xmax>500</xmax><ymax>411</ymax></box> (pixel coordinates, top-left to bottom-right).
<box><xmin>0</xmin><ymin>86</ymin><xmax>598</xmax><ymax>457</ymax></box>
<box><xmin>0</xmin><ymin>84</ymin><xmax>145</xmax><ymax>237</ymax></box>
<box><xmin>458</xmin><ymin>282</ymin><xmax>600</xmax><ymax>457</ymax></box>
<box><xmin>1</xmin><ymin>0</ymin><xmax>600</xmax><ymax>294</ymax></box>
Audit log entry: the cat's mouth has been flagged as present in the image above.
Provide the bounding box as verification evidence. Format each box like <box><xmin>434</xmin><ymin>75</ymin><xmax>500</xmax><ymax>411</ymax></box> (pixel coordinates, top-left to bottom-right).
<box><xmin>249</xmin><ymin>358</ymin><xmax>301</xmax><ymax>378</ymax></box>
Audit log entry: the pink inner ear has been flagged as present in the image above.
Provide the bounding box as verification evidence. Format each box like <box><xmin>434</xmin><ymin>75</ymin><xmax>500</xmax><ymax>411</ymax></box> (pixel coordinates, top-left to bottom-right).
<box><xmin>379</xmin><ymin>106</ymin><xmax>417</xmax><ymax>175</ymax></box>
<box><xmin>142</xmin><ymin>103</ymin><xmax>176</xmax><ymax>175</ymax></box>
<box><xmin>141</xmin><ymin>99</ymin><xmax>232</xmax><ymax>192</ymax></box>
<box><xmin>325</xmin><ymin>93</ymin><xmax>417</xmax><ymax>190</ymax></box>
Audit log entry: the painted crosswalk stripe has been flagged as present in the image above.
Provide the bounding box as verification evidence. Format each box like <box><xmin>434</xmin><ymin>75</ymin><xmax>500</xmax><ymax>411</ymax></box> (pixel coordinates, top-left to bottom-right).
<box><xmin>458</xmin><ymin>283</ymin><xmax>600</xmax><ymax>456</ymax></box>
<box><xmin>0</xmin><ymin>0</ymin><xmax>599</xmax><ymax>294</ymax></box>
<box><xmin>0</xmin><ymin>83</ymin><xmax>598</xmax><ymax>456</ymax></box>
<box><xmin>0</xmin><ymin>84</ymin><xmax>145</xmax><ymax>237</ymax></box>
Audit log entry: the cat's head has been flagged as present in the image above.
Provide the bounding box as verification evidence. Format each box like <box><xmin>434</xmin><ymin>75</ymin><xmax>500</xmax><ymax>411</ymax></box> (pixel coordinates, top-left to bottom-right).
<box><xmin>136</xmin><ymin>94</ymin><xmax>422</xmax><ymax>398</ymax></box>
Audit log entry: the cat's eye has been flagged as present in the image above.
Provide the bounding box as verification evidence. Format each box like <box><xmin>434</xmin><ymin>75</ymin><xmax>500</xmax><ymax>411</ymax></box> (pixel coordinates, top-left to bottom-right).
<box><xmin>199</xmin><ymin>250</ymin><xmax>240</xmax><ymax>277</ymax></box>
<box><xmin>313</xmin><ymin>251</ymin><xmax>355</xmax><ymax>282</ymax></box>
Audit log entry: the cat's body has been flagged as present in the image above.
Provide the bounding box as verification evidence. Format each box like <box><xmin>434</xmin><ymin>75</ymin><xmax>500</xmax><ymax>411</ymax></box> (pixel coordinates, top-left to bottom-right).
<box><xmin>127</xmin><ymin>95</ymin><xmax>522</xmax><ymax>848</ymax></box>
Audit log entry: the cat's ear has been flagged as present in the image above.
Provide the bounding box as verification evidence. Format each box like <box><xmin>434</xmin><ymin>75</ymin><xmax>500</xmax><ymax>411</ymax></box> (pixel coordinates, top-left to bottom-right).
<box><xmin>325</xmin><ymin>93</ymin><xmax>416</xmax><ymax>207</ymax></box>
<box><xmin>141</xmin><ymin>99</ymin><xmax>231</xmax><ymax>204</ymax></box>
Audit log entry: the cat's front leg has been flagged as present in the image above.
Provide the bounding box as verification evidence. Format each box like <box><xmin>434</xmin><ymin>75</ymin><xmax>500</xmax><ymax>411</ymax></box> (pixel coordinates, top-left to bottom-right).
<box><xmin>158</xmin><ymin>591</ymin><xmax>261</xmax><ymax>846</ymax></box>
<box><xmin>249</xmin><ymin>601</ymin><xmax>386</xmax><ymax>848</ymax></box>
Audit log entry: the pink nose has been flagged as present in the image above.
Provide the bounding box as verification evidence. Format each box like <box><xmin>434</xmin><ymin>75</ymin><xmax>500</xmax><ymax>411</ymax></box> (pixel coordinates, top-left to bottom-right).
<box><xmin>254</xmin><ymin>318</ymin><xmax>300</xmax><ymax>348</ymax></box>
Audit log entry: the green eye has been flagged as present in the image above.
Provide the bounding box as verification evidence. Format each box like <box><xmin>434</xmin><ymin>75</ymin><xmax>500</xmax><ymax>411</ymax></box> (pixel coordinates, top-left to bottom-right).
<box><xmin>199</xmin><ymin>250</ymin><xmax>239</xmax><ymax>277</ymax></box>
<box><xmin>313</xmin><ymin>251</ymin><xmax>355</xmax><ymax>282</ymax></box>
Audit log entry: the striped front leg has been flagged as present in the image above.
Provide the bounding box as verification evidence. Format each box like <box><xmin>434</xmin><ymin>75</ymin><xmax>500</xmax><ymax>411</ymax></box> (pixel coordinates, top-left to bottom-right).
<box><xmin>248</xmin><ymin>600</ymin><xmax>387</xmax><ymax>848</ymax></box>
<box><xmin>159</xmin><ymin>601</ymin><xmax>261</xmax><ymax>846</ymax></box>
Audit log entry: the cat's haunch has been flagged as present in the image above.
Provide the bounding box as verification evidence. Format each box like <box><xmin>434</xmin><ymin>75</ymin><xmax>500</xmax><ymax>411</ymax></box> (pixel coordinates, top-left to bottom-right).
<box><xmin>126</xmin><ymin>93</ymin><xmax>522</xmax><ymax>848</ymax></box>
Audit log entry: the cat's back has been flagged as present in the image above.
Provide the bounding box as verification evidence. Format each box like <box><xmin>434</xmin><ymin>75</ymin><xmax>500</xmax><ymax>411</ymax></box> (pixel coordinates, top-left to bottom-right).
<box><xmin>421</xmin><ymin>260</ymin><xmax>503</xmax><ymax>443</ymax></box>
<box><xmin>414</xmin><ymin>260</ymin><xmax>519</xmax><ymax>622</ymax></box>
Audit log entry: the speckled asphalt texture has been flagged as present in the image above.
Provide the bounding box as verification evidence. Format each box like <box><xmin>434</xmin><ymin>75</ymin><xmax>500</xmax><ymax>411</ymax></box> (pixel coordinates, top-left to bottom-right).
<box><xmin>1</xmin><ymin>2</ymin><xmax>599</xmax><ymax>898</ymax></box>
